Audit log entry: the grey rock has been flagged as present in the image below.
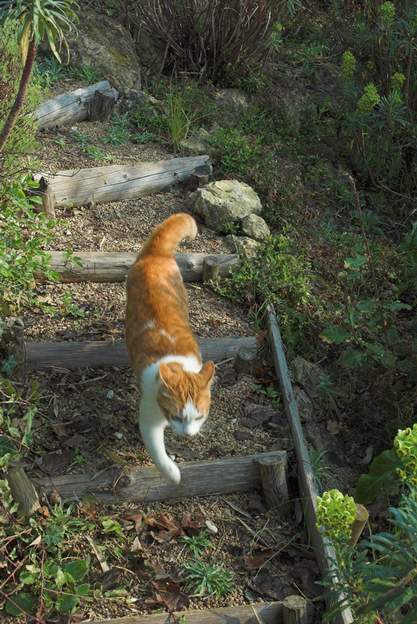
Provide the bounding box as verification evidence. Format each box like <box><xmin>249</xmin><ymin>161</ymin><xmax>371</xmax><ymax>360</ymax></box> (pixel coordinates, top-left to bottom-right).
<box><xmin>241</xmin><ymin>213</ymin><xmax>270</xmax><ymax>241</ymax></box>
<box><xmin>192</xmin><ymin>179</ymin><xmax>262</xmax><ymax>231</ymax></box>
<box><xmin>225</xmin><ymin>235</ymin><xmax>260</xmax><ymax>258</ymax></box>
<box><xmin>66</xmin><ymin>9</ymin><xmax>141</xmax><ymax>90</ymax></box>
<box><xmin>293</xmin><ymin>385</ymin><xmax>314</xmax><ymax>422</ymax></box>
<box><xmin>292</xmin><ymin>356</ymin><xmax>324</xmax><ymax>399</ymax></box>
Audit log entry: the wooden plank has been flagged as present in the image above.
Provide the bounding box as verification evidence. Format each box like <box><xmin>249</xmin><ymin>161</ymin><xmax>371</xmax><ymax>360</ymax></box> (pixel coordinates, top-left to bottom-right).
<box><xmin>25</xmin><ymin>336</ymin><xmax>257</xmax><ymax>370</ymax></box>
<box><xmin>266</xmin><ymin>307</ymin><xmax>353</xmax><ymax>624</ymax></box>
<box><xmin>39</xmin><ymin>251</ymin><xmax>238</xmax><ymax>283</ymax></box>
<box><xmin>34</xmin><ymin>81</ymin><xmax>118</xmax><ymax>129</ymax></box>
<box><xmin>81</xmin><ymin>602</ymin><xmax>282</xmax><ymax>624</ymax></box>
<box><xmin>36</xmin><ymin>451</ymin><xmax>287</xmax><ymax>505</ymax></box>
<box><xmin>34</xmin><ymin>156</ymin><xmax>212</xmax><ymax>208</ymax></box>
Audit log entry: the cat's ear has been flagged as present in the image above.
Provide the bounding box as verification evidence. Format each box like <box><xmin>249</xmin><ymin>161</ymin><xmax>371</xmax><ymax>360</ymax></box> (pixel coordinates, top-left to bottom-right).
<box><xmin>159</xmin><ymin>362</ymin><xmax>182</xmax><ymax>388</ymax></box>
<box><xmin>200</xmin><ymin>361</ymin><xmax>215</xmax><ymax>386</ymax></box>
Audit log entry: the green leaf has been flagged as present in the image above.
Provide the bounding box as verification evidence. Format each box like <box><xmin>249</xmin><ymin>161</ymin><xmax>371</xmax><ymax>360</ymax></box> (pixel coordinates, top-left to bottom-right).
<box><xmin>0</xmin><ymin>435</ymin><xmax>16</xmax><ymax>458</ymax></box>
<box><xmin>320</xmin><ymin>326</ymin><xmax>350</xmax><ymax>344</ymax></box>
<box><xmin>101</xmin><ymin>517</ymin><xmax>123</xmax><ymax>536</ymax></box>
<box><xmin>56</xmin><ymin>593</ymin><xmax>79</xmax><ymax>614</ymax></box>
<box><xmin>55</xmin><ymin>568</ymin><xmax>66</xmax><ymax>589</ymax></box>
<box><xmin>339</xmin><ymin>348</ymin><xmax>366</xmax><ymax>369</ymax></box>
<box><xmin>344</xmin><ymin>255</ymin><xmax>367</xmax><ymax>270</ymax></box>
<box><xmin>5</xmin><ymin>592</ymin><xmax>36</xmax><ymax>616</ymax></box>
<box><xmin>63</xmin><ymin>559</ymin><xmax>89</xmax><ymax>583</ymax></box>
<box><xmin>355</xmin><ymin>449</ymin><xmax>402</xmax><ymax>504</ymax></box>
<box><xmin>385</xmin><ymin>301</ymin><xmax>412</xmax><ymax>312</ymax></box>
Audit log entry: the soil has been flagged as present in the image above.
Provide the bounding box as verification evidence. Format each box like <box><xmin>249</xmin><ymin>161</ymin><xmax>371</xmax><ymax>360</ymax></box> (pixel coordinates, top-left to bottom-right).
<box><xmin>18</xmin><ymin>96</ymin><xmax>325</xmax><ymax>622</ymax></box>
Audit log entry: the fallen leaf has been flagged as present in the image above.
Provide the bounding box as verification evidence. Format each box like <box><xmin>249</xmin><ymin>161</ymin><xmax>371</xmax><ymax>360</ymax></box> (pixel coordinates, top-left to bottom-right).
<box><xmin>181</xmin><ymin>513</ymin><xmax>205</xmax><ymax>536</ymax></box>
<box><xmin>149</xmin><ymin>579</ymin><xmax>189</xmax><ymax>613</ymax></box>
<box><xmin>126</xmin><ymin>512</ymin><xmax>143</xmax><ymax>533</ymax></box>
<box><xmin>248</xmin><ymin>569</ymin><xmax>292</xmax><ymax>600</ymax></box>
<box><xmin>244</xmin><ymin>549</ymin><xmax>274</xmax><ymax>570</ymax></box>
<box><xmin>130</xmin><ymin>536</ymin><xmax>143</xmax><ymax>553</ymax></box>
<box><xmin>240</xmin><ymin>403</ymin><xmax>279</xmax><ymax>428</ymax></box>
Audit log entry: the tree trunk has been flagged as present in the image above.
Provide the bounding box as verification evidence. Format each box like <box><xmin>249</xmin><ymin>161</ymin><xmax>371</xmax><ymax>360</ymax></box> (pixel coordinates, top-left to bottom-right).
<box><xmin>0</xmin><ymin>38</ymin><xmax>37</xmax><ymax>154</ymax></box>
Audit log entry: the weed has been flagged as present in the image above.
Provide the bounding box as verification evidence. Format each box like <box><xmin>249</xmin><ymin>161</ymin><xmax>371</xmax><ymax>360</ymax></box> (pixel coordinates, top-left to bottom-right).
<box><xmin>61</xmin><ymin>293</ymin><xmax>86</xmax><ymax>318</ymax></box>
<box><xmin>179</xmin><ymin>531</ymin><xmax>212</xmax><ymax>558</ymax></box>
<box><xmin>102</xmin><ymin>114</ymin><xmax>131</xmax><ymax>146</ymax></box>
<box><xmin>310</xmin><ymin>449</ymin><xmax>332</xmax><ymax>492</ymax></box>
<box><xmin>209</xmin><ymin>127</ymin><xmax>259</xmax><ymax>176</ymax></box>
<box><xmin>166</xmin><ymin>91</ymin><xmax>193</xmax><ymax>151</ymax></box>
<box><xmin>183</xmin><ymin>560</ymin><xmax>234</xmax><ymax>598</ymax></box>
<box><xmin>252</xmin><ymin>383</ymin><xmax>280</xmax><ymax>409</ymax></box>
<box><xmin>34</xmin><ymin>57</ymin><xmax>101</xmax><ymax>88</ymax></box>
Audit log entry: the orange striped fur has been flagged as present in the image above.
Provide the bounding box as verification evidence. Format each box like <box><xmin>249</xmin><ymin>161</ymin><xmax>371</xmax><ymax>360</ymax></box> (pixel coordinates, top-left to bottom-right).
<box><xmin>125</xmin><ymin>213</ymin><xmax>215</xmax><ymax>483</ymax></box>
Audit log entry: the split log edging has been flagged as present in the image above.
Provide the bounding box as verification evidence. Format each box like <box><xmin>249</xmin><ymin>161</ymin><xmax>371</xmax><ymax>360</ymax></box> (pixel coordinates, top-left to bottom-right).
<box><xmin>39</xmin><ymin>251</ymin><xmax>238</xmax><ymax>283</ymax></box>
<box><xmin>34</xmin><ymin>156</ymin><xmax>212</xmax><ymax>212</ymax></box>
<box><xmin>36</xmin><ymin>451</ymin><xmax>287</xmax><ymax>505</ymax></box>
<box><xmin>25</xmin><ymin>336</ymin><xmax>257</xmax><ymax>370</ymax></box>
<box><xmin>34</xmin><ymin>81</ymin><xmax>119</xmax><ymax>130</ymax></box>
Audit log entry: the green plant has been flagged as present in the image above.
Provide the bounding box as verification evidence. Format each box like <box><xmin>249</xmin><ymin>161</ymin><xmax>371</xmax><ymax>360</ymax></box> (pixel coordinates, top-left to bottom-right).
<box><xmin>217</xmin><ymin>235</ymin><xmax>311</xmax><ymax>348</ymax></box>
<box><xmin>0</xmin><ymin>176</ymin><xmax>57</xmax><ymax>315</ymax></box>
<box><xmin>179</xmin><ymin>530</ymin><xmax>212</xmax><ymax>557</ymax></box>
<box><xmin>316</xmin><ymin>489</ymin><xmax>356</xmax><ymax>542</ymax></box>
<box><xmin>0</xmin><ymin>0</ymin><xmax>78</xmax><ymax>154</ymax></box>
<box><xmin>0</xmin><ymin>20</ymin><xmax>42</xmax><ymax>173</ymax></box>
<box><xmin>102</xmin><ymin>114</ymin><xmax>131</xmax><ymax>146</ymax></box>
<box><xmin>252</xmin><ymin>383</ymin><xmax>280</xmax><ymax>409</ymax></box>
<box><xmin>183</xmin><ymin>560</ymin><xmax>234</xmax><ymax>598</ymax></box>
<box><xmin>209</xmin><ymin>127</ymin><xmax>259</xmax><ymax>176</ymax></box>
<box><xmin>166</xmin><ymin>91</ymin><xmax>193</xmax><ymax>151</ymax></box>
<box><xmin>356</xmin><ymin>425</ymin><xmax>417</xmax><ymax>505</ymax></box>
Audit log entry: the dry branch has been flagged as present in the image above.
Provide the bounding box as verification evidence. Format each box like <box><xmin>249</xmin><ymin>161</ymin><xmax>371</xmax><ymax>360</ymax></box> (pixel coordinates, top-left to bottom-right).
<box><xmin>34</xmin><ymin>156</ymin><xmax>212</xmax><ymax>210</ymax></box>
<box><xmin>25</xmin><ymin>336</ymin><xmax>257</xmax><ymax>370</ymax></box>
<box><xmin>34</xmin><ymin>81</ymin><xmax>118</xmax><ymax>130</ymax></box>
<box><xmin>36</xmin><ymin>451</ymin><xmax>287</xmax><ymax>505</ymax></box>
<box><xmin>38</xmin><ymin>251</ymin><xmax>238</xmax><ymax>283</ymax></box>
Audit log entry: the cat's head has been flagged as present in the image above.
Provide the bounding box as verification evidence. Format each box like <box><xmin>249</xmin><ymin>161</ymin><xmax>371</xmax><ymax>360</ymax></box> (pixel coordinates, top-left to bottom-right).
<box><xmin>157</xmin><ymin>361</ymin><xmax>215</xmax><ymax>436</ymax></box>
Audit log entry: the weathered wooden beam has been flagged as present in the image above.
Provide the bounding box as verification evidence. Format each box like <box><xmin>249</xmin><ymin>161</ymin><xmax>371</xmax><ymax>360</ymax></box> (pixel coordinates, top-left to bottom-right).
<box><xmin>7</xmin><ymin>465</ymin><xmax>40</xmax><ymax>517</ymax></box>
<box><xmin>34</xmin><ymin>156</ymin><xmax>212</xmax><ymax>209</ymax></box>
<box><xmin>36</xmin><ymin>451</ymin><xmax>287</xmax><ymax>505</ymax></box>
<box><xmin>81</xmin><ymin>602</ymin><xmax>282</xmax><ymax>624</ymax></box>
<box><xmin>267</xmin><ymin>307</ymin><xmax>353</xmax><ymax>624</ymax></box>
<box><xmin>257</xmin><ymin>454</ymin><xmax>290</xmax><ymax>518</ymax></box>
<box><xmin>38</xmin><ymin>251</ymin><xmax>238</xmax><ymax>283</ymax></box>
<box><xmin>25</xmin><ymin>336</ymin><xmax>257</xmax><ymax>370</ymax></box>
<box><xmin>34</xmin><ymin>81</ymin><xmax>118</xmax><ymax>130</ymax></box>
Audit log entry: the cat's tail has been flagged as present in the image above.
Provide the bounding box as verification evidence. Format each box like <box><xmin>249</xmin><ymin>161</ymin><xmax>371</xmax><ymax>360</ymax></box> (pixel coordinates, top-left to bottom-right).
<box><xmin>139</xmin><ymin>213</ymin><xmax>198</xmax><ymax>258</ymax></box>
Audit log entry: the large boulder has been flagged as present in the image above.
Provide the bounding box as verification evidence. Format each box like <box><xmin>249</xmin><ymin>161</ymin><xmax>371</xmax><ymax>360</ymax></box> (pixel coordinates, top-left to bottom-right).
<box><xmin>192</xmin><ymin>180</ymin><xmax>262</xmax><ymax>232</ymax></box>
<box><xmin>292</xmin><ymin>356</ymin><xmax>324</xmax><ymax>400</ymax></box>
<box><xmin>241</xmin><ymin>214</ymin><xmax>270</xmax><ymax>241</ymax></box>
<box><xmin>66</xmin><ymin>10</ymin><xmax>141</xmax><ymax>91</ymax></box>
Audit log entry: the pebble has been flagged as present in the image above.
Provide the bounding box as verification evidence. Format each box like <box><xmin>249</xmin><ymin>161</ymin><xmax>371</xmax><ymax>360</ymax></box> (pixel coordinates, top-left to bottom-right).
<box><xmin>205</xmin><ymin>519</ymin><xmax>218</xmax><ymax>534</ymax></box>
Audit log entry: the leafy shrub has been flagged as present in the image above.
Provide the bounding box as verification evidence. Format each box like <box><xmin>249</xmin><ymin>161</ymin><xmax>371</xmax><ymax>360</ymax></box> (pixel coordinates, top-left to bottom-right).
<box><xmin>0</xmin><ymin>20</ymin><xmax>42</xmax><ymax>174</ymax></box>
<box><xmin>0</xmin><ymin>177</ymin><xmax>56</xmax><ymax>316</ymax></box>
<box><xmin>130</xmin><ymin>0</ymin><xmax>276</xmax><ymax>81</ymax></box>
<box><xmin>316</xmin><ymin>489</ymin><xmax>356</xmax><ymax>542</ymax></box>
<box><xmin>209</xmin><ymin>127</ymin><xmax>259</xmax><ymax>176</ymax></box>
<box><xmin>217</xmin><ymin>235</ymin><xmax>312</xmax><ymax>347</ymax></box>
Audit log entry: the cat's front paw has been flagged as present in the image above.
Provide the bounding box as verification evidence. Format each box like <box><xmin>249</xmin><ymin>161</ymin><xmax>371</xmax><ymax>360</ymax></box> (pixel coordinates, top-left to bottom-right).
<box><xmin>162</xmin><ymin>461</ymin><xmax>181</xmax><ymax>485</ymax></box>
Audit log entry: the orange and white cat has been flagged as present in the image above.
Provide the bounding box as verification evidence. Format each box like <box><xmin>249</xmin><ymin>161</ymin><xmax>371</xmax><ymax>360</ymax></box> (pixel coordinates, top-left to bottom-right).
<box><xmin>125</xmin><ymin>213</ymin><xmax>215</xmax><ymax>484</ymax></box>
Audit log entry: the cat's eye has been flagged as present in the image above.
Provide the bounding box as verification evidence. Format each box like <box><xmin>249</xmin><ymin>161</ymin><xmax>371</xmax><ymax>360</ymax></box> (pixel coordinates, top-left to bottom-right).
<box><xmin>172</xmin><ymin>415</ymin><xmax>183</xmax><ymax>422</ymax></box>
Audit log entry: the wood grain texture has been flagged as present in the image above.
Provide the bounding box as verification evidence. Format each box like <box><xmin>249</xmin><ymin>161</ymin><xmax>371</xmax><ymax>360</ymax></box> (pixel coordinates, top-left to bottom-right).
<box><xmin>36</xmin><ymin>451</ymin><xmax>287</xmax><ymax>504</ymax></box>
<box><xmin>267</xmin><ymin>307</ymin><xmax>353</xmax><ymax>624</ymax></box>
<box><xmin>7</xmin><ymin>465</ymin><xmax>40</xmax><ymax>516</ymax></box>
<box><xmin>257</xmin><ymin>455</ymin><xmax>290</xmax><ymax>517</ymax></box>
<box><xmin>81</xmin><ymin>602</ymin><xmax>282</xmax><ymax>624</ymax></box>
<box><xmin>38</xmin><ymin>251</ymin><xmax>238</xmax><ymax>283</ymax></box>
<box><xmin>35</xmin><ymin>156</ymin><xmax>212</xmax><ymax>208</ymax></box>
<box><xmin>25</xmin><ymin>336</ymin><xmax>257</xmax><ymax>370</ymax></box>
<box><xmin>34</xmin><ymin>81</ymin><xmax>118</xmax><ymax>129</ymax></box>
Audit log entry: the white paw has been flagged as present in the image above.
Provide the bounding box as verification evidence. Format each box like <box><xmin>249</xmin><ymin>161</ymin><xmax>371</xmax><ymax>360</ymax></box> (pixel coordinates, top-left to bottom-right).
<box><xmin>162</xmin><ymin>461</ymin><xmax>181</xmax><ymax>485</ymax></box>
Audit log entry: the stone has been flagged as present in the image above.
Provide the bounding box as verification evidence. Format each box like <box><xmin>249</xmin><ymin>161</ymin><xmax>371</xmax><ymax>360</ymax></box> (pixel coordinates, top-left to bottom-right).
<box><xmin>192</xmin><ymin>180</ymin><xmax>262</xmax><ymax>231</ymax></box>
<box><xmin>292</xmin><ymin>356</ymin><xmax>324</xmax><ymax>399</ymax></box>
<box><xmin>119</xmin><ymin>89</ymin><xmax>162</xmax><ymax>114</ymax></box>
<box><xmin>179</xmin><ymin>128</ymin><xmax>212</xmax><ymax>156</ymax></box>
<box><xmin>66</xmin><ymin>9</ymin><xmax>141</xmax><ymax>90</ymax></box>
<box><xmin>293</xmin><ymin>385</ymin><xmax>314</xmax><ymax>422</ymax></box>
<box><xmin>225</xmin><ymin>235</ymin><xmax>260</xmax><ymax>258</ymax></box>
<box><xmin>205</xmin><ymin>520</ymin><xmax>218</xmax><ymax>535</ymax></box>
<box><xmin>241</xmin><ymin>213</ymin><xmax>271</xmax><ymax>241</ymax></box>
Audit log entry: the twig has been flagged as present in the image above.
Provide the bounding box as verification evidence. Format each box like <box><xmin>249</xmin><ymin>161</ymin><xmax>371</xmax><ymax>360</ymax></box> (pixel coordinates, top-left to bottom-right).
<box><xmin>251</xmin><ymin>604</ymin><xmax>267</xmax><ymax>624</ymax></box>
<box><xmin>87</xmin><ymin>536</ymin><xmax>110</xmax><ymax>572</ymax></box>
<box><xmin>221</xmin><ymin>496</ymin><xmax>252</xmax><ymax>519</ymax></box>
<box><xmin>236</xmin><ymin>517</ymin><xmax>271</xmax><ymax>548</ymax></box>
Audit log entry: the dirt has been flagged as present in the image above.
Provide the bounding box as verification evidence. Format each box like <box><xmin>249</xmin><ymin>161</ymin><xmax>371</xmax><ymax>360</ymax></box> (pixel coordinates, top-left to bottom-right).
<box><xmin>19</xmin><ymin>91</ymin><xmax>324</xmax><ymax>621</ymax></box>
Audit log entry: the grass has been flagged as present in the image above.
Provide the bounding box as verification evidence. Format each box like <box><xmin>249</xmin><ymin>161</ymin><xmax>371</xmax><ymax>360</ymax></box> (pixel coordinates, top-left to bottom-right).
<box><xmin>179</xmin><ymin>531</ymin><xmax>212</xmax><ymax>557</ymax></box>
<box><xmin>183</xmin><ymin>560</ymin><xmax>234</xmax><ymax>598</ymax></box>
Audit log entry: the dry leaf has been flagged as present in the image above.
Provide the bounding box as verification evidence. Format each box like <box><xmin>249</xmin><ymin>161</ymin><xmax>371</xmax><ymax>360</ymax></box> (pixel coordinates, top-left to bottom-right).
<box><xmin>181</xmin><ymin>513</ymin><xmax>205</xmax><ymax>536</ymax></box>
<box><xmin>244</xmin><ymin>549</ymin><xmax>274</xmax><ymax>570</ymax></box>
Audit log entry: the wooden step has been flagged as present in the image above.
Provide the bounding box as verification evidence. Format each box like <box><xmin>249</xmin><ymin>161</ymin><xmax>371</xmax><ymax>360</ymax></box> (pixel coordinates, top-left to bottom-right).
<box><xmin>34</xmin><ymin>156</ymin><xmax>211</xmax><ymax>212</ymax></box>
<box><xmin>26</xmin><ymin>336</ymin><xmax>257</xmax><ymax>370</ymax></box>
<box><xmin>36</xmin><ymin>450</ymin><xmax>286</xmax><ymax>505</ymax></box>
<box><xmin>40</xmin><ymin>251</ymin><xmax>238</xmax><ymax>283</ymax></box>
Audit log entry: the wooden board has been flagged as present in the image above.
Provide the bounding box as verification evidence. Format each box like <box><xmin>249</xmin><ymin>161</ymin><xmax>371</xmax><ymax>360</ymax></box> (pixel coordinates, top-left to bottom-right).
<box><xmin>34</xmin><ymin>81</ymin><xmax>118</xmax><ymax>130</ymax></box>
<box><xmin>35</xmin><ymin>156</ymin><xmax>212</xmax><ymax>208</ymax></box>
<box><xmin>36</xmin><ymin>451</ymin><xmax>287</xmax><ymax>504</ymax></box>
<box><xmin>266</xmin><ymin>307</ymin><xmax>353</xmax><ymax>624</ymax></box>
<box><xmin>39</xmin><ymin>251</ymin><xmax>238</xmax><ymax>283</ymax></box>
<box><xmin>81</xmin><ymin>602</ymin><xmax>282</xmax><ymax>624</ymax></box>
<box><xmin>25</xmin><ymin>336</ymin><xmax>257</xmax><ymax>370</ymax></box>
